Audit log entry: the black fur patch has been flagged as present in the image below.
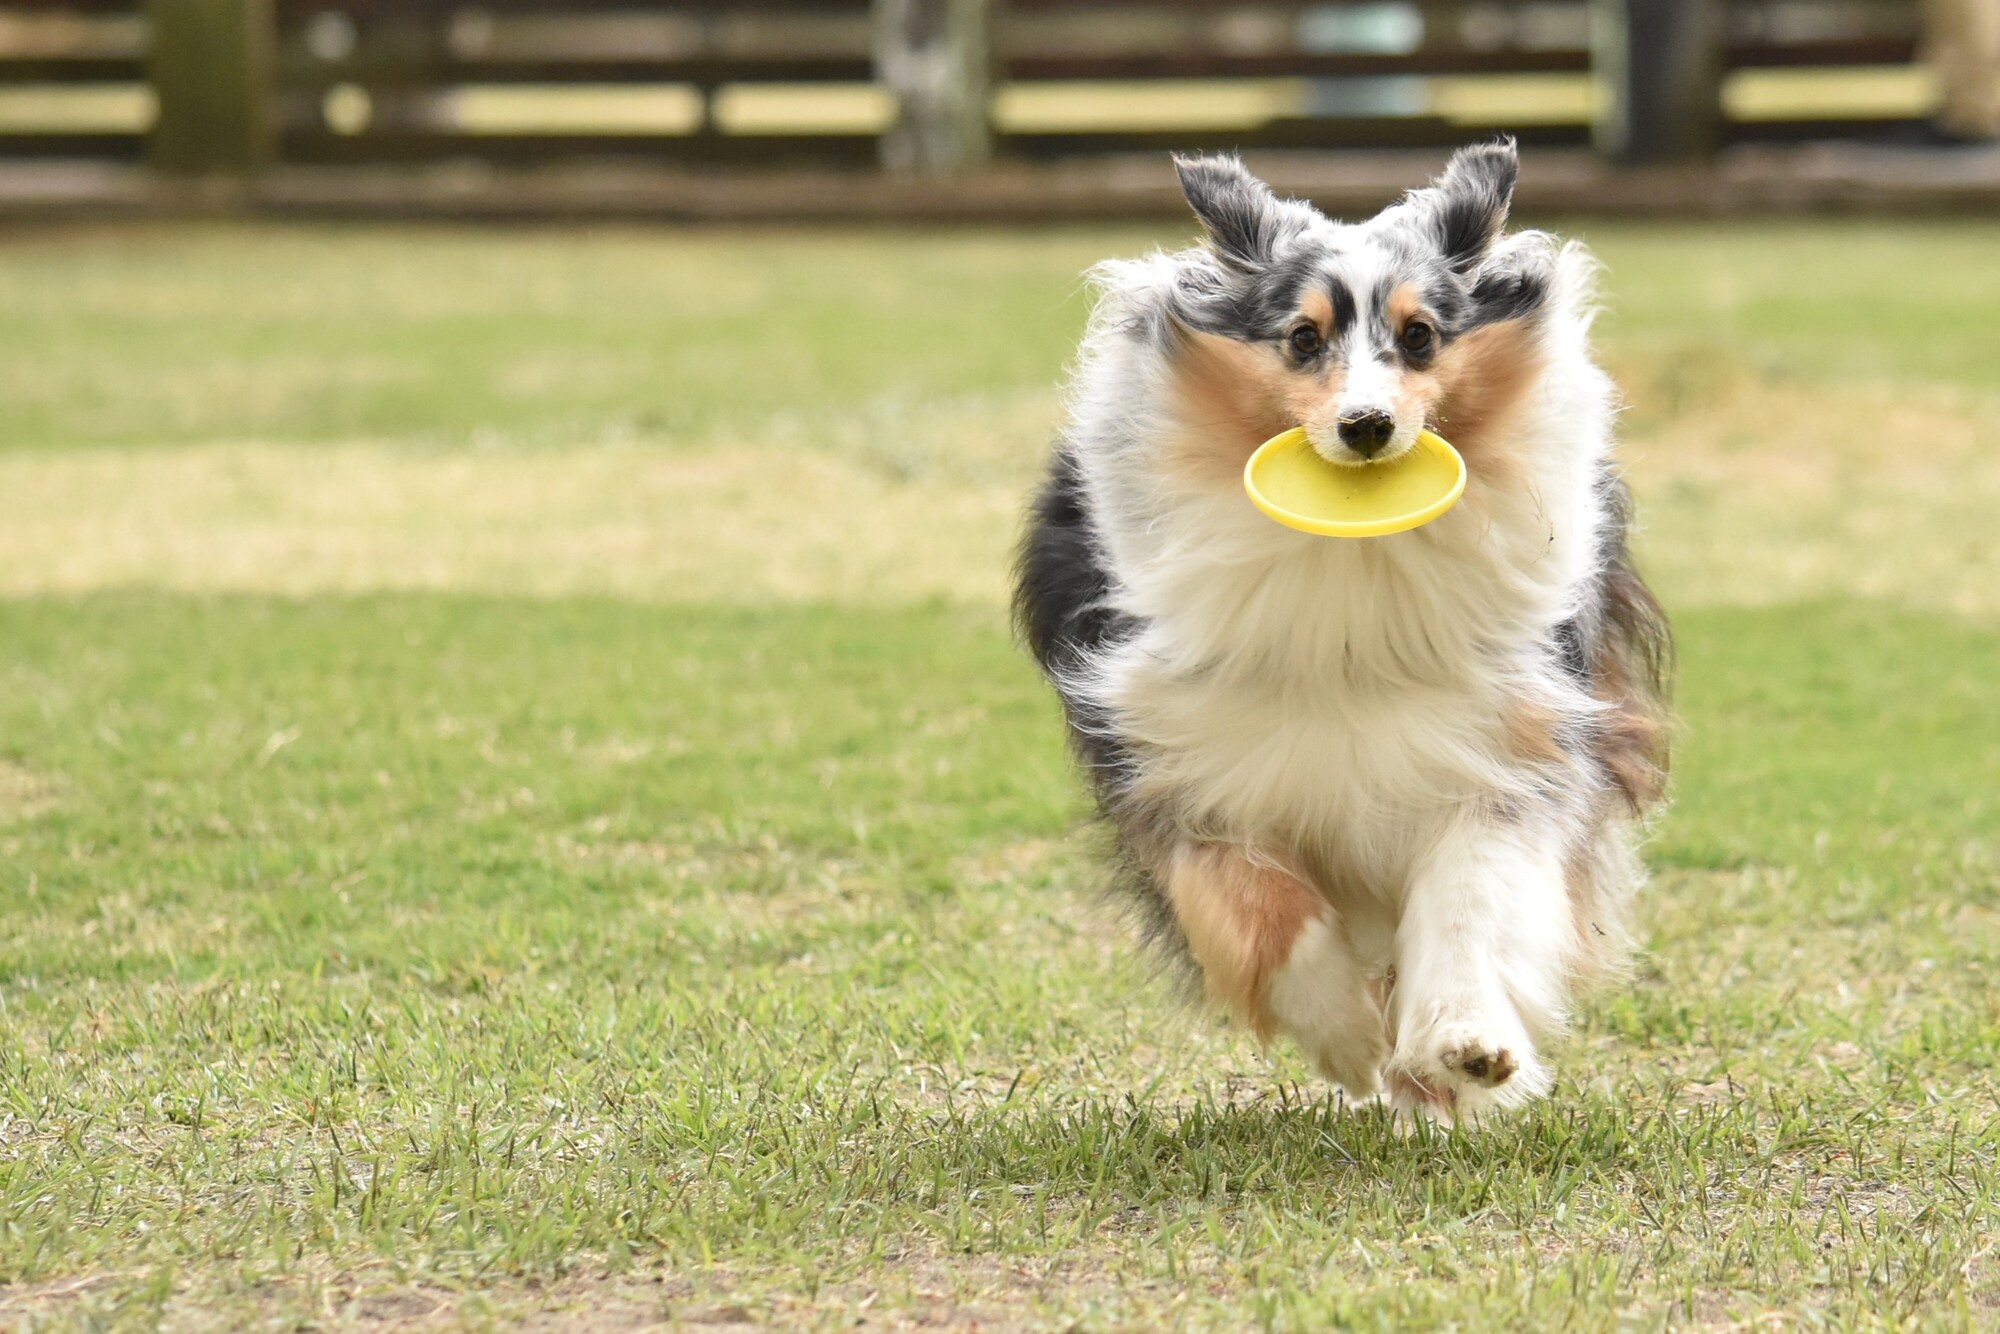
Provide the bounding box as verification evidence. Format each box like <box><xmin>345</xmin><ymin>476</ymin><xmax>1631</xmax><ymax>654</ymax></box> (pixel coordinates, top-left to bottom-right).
<box><xmin>1555</xmin><ymin>468</ymin><xmax>1672</xmax><ymax>691</ymax></box>
<box><xmin>1418</xmin><ymin>275</ymin><xmax>1473</xmax><ymax>332</ymax></box>
<box><xmin>1468</xmin><ymin>262</ymin><xmax>1551</xmax><ymax>328</ymax></box>
<box><xmin>1554</xmin><ymin>466</ymin><xmax>1675</xmax><ymax>810</ymax></box>
<box><xmin>1426</xmin><ymin>138</ymin><xmax>1519</xmax><ymax>273</ymax></box>
<box><xmin>1591</xmin><ymin>467</ymin><xmax>1674</xmax><ymax>705</ymax></box>
<box><xmin>1168</xmin><ymin>243</ymin><xmax>1329</xmax><ymax>342</ymax></box>
<box><xmin>1014</xmin><ymin>449</ymin><xmax>1189</xmax><ymax>958</ymax></box>
<box><xmin>1013</xmin><ymin>446</ymin><xmax>1140</xmax><ymax>794</ymax></box>
<box><xmin>1553</xmin><ymin>616</ymin><xmax>1590</xmax><ymax>685</ymax></box>
<box><xmin>1326</xmin><ymin>275</ymin><xmax>1357</xmax><ymax>334</ymax></box>
<box><xmin>1174</xmin><ymin>154</ymin><xmax>1291</xmax><ymax>269</ymax></box>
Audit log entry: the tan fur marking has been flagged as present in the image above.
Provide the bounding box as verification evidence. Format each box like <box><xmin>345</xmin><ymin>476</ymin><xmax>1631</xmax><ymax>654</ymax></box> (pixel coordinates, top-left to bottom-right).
<box><xmin>1165</xmin><ymin>844</ymin><xmax>1325</xmax><ymax>1040</ymax></box>
<box><xmin>1585</xmin><ymin>567</ymin><xmax>1672</xmax><ymax>815</ymax></box>
<box><xmin>1387</xmin><ymin>283</ymin><xmax>1425</xmax><ymax>331</ymax></box>
<box><xmin>1503</xmin><ymin>699</ymin><xmax>1566</xmax><ymax>767</ymax></box>
<box><xmin>1595</xmin><ymin>704</ymin><xmax>1667</xmax><ymax>812</ymax></box>
<box><xmin>1562</xmin><ymin>842</ymin><xmax>1628</xmax><ymax>985</ymax></box>
<box><xmin>1425</xmin><ymin>320</ymin><xmax>1548</xmax><ymax>488</ymax></box>
<box><xmin>1297</xmin><ymin>288</ymin><xmax>1334</xmax><ymax>334</ymax></box>
<box><xmin>1166</xmin><ymin>332</ymin><xmax>1333</xmax><ymax>487</ymax></box>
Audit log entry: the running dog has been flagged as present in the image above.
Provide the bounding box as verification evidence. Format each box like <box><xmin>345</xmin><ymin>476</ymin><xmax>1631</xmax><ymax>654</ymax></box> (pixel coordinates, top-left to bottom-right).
<box><xmin>1013</xmin><ymin>140</ymin><xmax>1671</xmax><ymax>1122</ymax></box>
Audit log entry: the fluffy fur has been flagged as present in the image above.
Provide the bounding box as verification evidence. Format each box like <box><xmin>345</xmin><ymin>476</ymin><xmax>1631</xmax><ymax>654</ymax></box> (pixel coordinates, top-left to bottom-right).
<box><xmin>1014</xmin><ymin>141</ymin><xmax>1672</xmax><ymax>1123</ymax></box>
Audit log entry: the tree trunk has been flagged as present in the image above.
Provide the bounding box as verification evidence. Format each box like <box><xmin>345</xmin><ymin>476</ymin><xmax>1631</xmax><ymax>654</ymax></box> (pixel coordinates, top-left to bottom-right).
<box><xmin>875</xmin><ymin>0</ymin><xmax>992</xmax><ymax>176</ymax></box>
<box><xmin>146</xmin><ymin>0</ymin><xmax>276</xmax><ymax>176</ymax></box>
<box><xmin>1592</xmin><ymin>0</ymin><xmax>1723</xmax><ymax>163</ymax></box>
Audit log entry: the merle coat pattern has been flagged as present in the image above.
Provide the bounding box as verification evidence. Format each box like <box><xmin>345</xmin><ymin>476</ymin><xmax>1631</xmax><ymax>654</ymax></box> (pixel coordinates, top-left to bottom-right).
<box><xmin>1014</xmin><ymin>140</ymin><xmax>1671</xmax><ymax>1121</ymax></box>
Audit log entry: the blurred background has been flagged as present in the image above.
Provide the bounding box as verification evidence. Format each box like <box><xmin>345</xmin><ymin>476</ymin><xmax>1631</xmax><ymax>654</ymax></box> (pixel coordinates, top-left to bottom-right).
<box><xmin>0</xmin><ymin>0</ymin><xmax>1992</xmax><ymax>215</ymax></box>
<box><xmin>0</xmin><ymin>1</ymin><xmax>1994</xmax><ymax>616</ymax></box>
<box><xmin>0</xmin><ymin>0</ymin><xmax>1990</xmax><ymax>563</ymax></box>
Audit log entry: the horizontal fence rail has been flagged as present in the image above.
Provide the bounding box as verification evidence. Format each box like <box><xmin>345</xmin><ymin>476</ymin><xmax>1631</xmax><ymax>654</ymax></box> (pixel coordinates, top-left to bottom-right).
<box><xmin>274</xmin><ymin>1</ymin><xmax>884</xmax><ymax>166</ymax></box>
<box><xmin>0</xmin><ymin>1</ymin><xmax>149</xmax><ymax>159</ymax></box>
<box><xmin>0</xmin><ymin>0</ymin><xmax>1939</xmax><ymax>178</ymax></box>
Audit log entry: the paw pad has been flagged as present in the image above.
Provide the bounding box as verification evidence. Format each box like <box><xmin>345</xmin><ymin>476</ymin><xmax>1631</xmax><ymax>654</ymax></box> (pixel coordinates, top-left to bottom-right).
<box><xmin>1450</xmin><ymin>1047</ymin><xmax>1516</xmax><ymax>1087</ymax></box>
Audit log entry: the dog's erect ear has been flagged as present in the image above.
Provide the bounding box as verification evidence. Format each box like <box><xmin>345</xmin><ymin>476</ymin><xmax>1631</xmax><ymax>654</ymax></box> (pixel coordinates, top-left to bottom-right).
<box><xmin>1175</xmin><ymin>154</ymin><xmax>1289</xmax><ymax>268</ymax></box>
<box><xmin>1421</xmin><ymin>138</ymin><xmax>1518</xmax><ymax>272</ymax></box>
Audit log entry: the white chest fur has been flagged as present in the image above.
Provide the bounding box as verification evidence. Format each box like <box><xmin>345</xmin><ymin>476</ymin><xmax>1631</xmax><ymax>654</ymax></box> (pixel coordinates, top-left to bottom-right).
<box><xmin>1082</xmin><ymin>458</ymin><xmax>1596</xmax><ymax>898</ymax></box>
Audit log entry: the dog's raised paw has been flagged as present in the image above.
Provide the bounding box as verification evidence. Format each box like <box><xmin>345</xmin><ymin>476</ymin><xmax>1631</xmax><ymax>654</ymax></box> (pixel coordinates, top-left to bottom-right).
<box><xmin>1442</xmin><ymin>1041</ymin><xmax>1517</xmax><ymax>1087</ymax></box>
<box><xmin>1403</xmin><ymin>1016</ymin><xmax>1540</xmax><ymax>1102</ymax></box>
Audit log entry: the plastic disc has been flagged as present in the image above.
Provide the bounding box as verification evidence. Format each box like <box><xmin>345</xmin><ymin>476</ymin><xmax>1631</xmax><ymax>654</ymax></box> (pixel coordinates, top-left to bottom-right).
<box><xmin>1243</xmin><ymin>426</ymin><xmax>1466</xmax><ymax>538</ymax></box>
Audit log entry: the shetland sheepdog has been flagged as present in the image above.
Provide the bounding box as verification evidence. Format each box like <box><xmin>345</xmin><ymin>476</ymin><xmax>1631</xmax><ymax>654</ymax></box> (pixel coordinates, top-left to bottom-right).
<box><xmin>1013</xmin><ymin>140</ymin><xmax>1671</xmax><ymax>1122</ymax></box>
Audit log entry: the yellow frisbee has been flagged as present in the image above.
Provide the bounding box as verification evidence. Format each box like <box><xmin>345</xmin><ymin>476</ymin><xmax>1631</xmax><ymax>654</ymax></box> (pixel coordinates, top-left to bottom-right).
<box><xmin>1243</xmin><ymin>427</ymin><xmax>1466</xmax><ymax>538</ymax></box>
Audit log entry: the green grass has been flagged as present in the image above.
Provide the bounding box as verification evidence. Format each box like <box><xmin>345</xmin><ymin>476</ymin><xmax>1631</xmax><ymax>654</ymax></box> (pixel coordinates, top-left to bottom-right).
<box><xmin>1589</xmin><ymin>221</ymin><xmax>2000</xmax><ymax>395</ymax></box>
<box><xmin>2</xmin><ymin>597</ymin><xmax>1996</xmax><ymax>1328</ymax></box>
<box><xmin>0</xmin><ymin>226</ymin><xmax>1107</xmax><ymax>454</ymax></box>
<box><xmin>1</xmin><ymin>220</ymin><xmax>1998</xmax><ymax>1330</ymax></box>
<box><xmin>1</xmin><ymin>221</ymin><xmax>1997</xmax><ymax>454</ymax></box>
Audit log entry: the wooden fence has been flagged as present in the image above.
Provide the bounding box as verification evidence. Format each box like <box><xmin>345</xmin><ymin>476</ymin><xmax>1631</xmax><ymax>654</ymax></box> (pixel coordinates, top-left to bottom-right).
<box><xmin>0</xmin><ymin>0</ymin><xmax>1933</xmax><ymax>180</ymax></box>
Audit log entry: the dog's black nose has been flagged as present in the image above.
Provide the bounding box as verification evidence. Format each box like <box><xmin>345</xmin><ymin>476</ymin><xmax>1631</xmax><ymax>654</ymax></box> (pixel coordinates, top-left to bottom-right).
<box><xmin>1337</xmin><ymin>411</ymin><xmax>1396</xmax><ymax>457</ymax></box>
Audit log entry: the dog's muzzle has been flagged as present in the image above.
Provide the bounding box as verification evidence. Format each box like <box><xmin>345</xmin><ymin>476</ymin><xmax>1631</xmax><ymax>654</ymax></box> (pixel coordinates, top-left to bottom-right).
<box><xmin>1336</xmin><ymin>410</ymin><xmax>1396</xmax><ymax>460</ymax></box>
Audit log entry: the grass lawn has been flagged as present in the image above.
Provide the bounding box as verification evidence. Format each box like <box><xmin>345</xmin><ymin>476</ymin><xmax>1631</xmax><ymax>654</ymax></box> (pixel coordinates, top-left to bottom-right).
<box><xmin>1</xmin><ymin>219</ymin><xmax>1997</xmax><ymax>1330</ymax></box>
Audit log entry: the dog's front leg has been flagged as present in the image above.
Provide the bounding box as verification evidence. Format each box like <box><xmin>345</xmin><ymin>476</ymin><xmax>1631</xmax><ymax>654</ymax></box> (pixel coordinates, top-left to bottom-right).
<box><xmin>1389</xmin><ymin>807</ymin><xmax>1576</xmax><ymax>1121</ymax></box>
<box><xmin>1165</xmin><ymin>842</ymin><xmax>1387</xmax><ymax>1098</ymax></box>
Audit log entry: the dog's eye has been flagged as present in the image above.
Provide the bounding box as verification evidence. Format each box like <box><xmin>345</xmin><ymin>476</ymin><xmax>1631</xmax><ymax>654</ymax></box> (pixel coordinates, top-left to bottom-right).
<box><xmin>1287</xmin><ymin>325</ymin><xmax>1322</xmax><ymax>358</ymax></box>
<box><xmin>1400</xmin><ymin>321</ymin><xmax>1435</xmax><ymax>356</ymax></box>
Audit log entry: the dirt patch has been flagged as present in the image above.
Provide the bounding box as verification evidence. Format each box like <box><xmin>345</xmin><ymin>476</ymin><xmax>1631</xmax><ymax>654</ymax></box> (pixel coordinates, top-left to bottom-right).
<box><xmin>1</xmin><ymin>1252</ymin><xmax>1170</xmax><ymax>1333</ymax></box>
<box><xmin>0</xmin><ymin>758</ymin><xmax>61</xmax><ymax>824</ymax></box>
<box><xmin>1619</xmin><ymin>370</ymin><xmax>2000</xmax><ymax>618</ymax></box>
<box><xmin>0</xmin><ymin>443</ymin><xmax>1020</xmax><ymax>609</ymax></box>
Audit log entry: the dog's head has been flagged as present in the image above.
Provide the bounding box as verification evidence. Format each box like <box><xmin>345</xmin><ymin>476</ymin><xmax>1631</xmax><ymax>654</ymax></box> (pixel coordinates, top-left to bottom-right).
<box><xmin>1162</xmin><ymin>140</ymin><xmax>1555</xmax><ymax>472</ymax></box>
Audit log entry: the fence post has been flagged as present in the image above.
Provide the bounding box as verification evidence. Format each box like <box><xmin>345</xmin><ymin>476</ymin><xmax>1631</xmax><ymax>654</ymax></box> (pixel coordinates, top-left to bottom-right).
<box><xmin>1591</xmin><ymin>0</ymin><xmax>1724</xmax><ymax>162</ymax></box>
<box><xmin>146</xmin><ymin>0</ymin><xmax>276</xmax><ymax>175</ymax></box>
<box><xmin>874</xmin><ymin>0</ymin><xmax>993</xmax><ymax>176</ymax></box>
